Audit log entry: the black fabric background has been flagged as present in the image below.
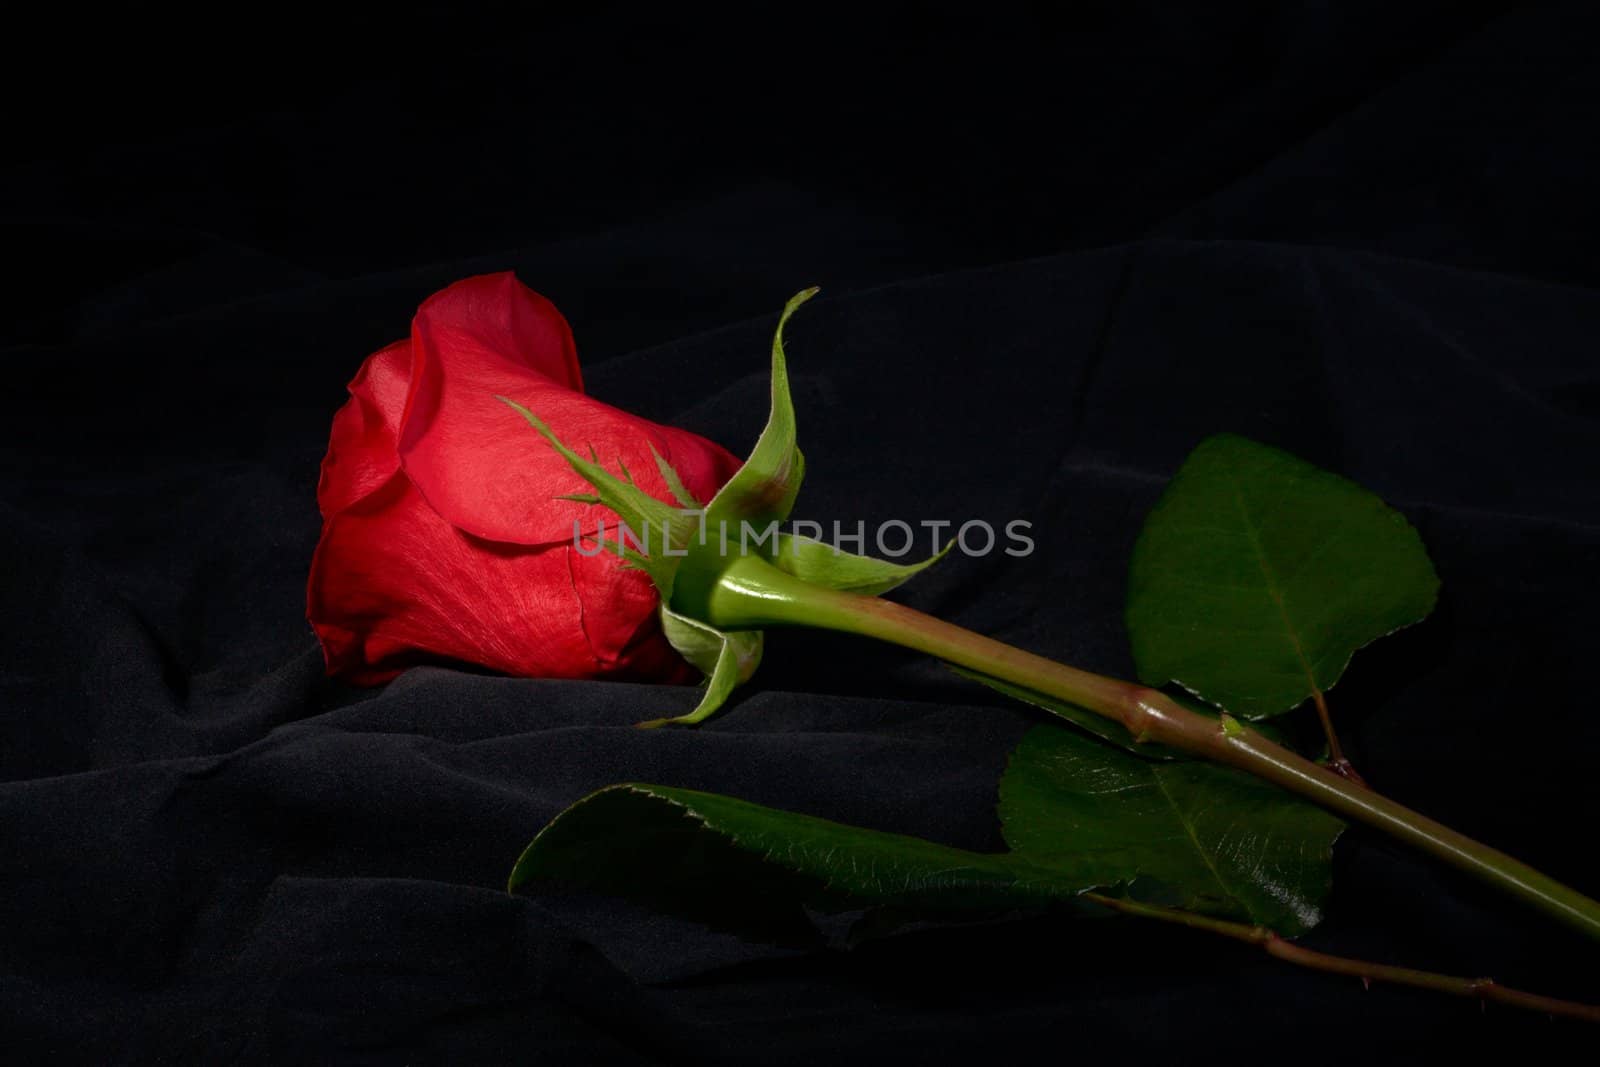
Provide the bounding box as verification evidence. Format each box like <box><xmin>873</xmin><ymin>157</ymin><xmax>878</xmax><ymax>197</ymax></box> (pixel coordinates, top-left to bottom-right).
<box><xmin>4</xmin><ymin>3</ymin><xmax>1599</xmax><ymax>1062</ymax></box>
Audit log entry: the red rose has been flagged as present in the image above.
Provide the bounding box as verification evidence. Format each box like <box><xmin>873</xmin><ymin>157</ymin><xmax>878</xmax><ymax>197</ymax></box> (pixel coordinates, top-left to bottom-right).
<box><xmin>307</xmin><ymin>272</ymin><xmax>742</xmax><ymax>685</ymax></box>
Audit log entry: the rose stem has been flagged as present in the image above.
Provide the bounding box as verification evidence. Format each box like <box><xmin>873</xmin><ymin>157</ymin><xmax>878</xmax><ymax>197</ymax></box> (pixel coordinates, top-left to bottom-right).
<box><xmin>695</xmin><ymin>554</ymin><xmax>1600</xmax><ymax>943</ymax></box>
<box><xmin>1076</xmin><ymin>892</ymin><xmax>1600</xmax><ymax>1023</ymax></box>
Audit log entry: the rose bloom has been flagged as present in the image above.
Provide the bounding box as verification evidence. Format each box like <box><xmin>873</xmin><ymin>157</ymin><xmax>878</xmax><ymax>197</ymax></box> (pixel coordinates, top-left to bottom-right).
<box><xmin>307</xmin><ymin>273</ymin><xmax>741</xmax><ymax>684</ymax></box>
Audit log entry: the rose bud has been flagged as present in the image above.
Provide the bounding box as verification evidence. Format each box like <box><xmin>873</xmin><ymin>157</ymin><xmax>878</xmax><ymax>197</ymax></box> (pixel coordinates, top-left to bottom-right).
<box><xmin>307</xmin><ymin>272</ymin><xmax>742</xmax><ymax>685</ymax></box>
<box><xmin>495</xmin><ymin>288</ymin><xmax>945</xmax><ymax>726</ymax></box>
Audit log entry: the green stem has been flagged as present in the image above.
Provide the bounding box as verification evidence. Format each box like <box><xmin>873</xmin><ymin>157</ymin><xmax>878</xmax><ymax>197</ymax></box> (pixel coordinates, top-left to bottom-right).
<box><xmin>699</xmin><ymin>555</ymin><xmax>1600</xmax><ymax>942</ymax></box>
<box><xmin>1078</xmin><ymin>892</ymin><xmax>1600</xmax><ymax>1023</ymax></box>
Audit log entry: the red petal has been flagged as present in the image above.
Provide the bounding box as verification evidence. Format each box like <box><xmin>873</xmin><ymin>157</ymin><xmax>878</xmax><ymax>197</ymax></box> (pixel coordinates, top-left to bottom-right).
<box><xmin>403</xmin><ymin>271</ymin><xmax>583</xmax><ymax>394</ymax></box>
<box><xmin>396</xmin><ymin>272</ymin><xmax>740</xmax><ymax>545</ymax></box>
<box><xmin>317</xmin><ymin>339</ymin><xmax>411</xmax><ymax>518</ymax></box>
<box><xmin>307</xmin><ymin>472</ymin><xmax>694</xmax><ymax>684</ymax></box>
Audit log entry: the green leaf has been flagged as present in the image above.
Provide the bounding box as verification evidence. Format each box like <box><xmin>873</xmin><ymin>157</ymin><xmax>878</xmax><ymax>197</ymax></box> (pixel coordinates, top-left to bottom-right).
<box><xmin>703</xmin><ymin>288</ymin><xmax>817</xmax><ymax>530</ymax></box>
<box><xmin>508</xmin><ymin>783</ymin><xmax>1088</xmax><ymax>942</ymax></box>
<box><xmin>770</xmin><ymin>533</ymin><xmax>951</xmax><ymax>596</ymax></box>
<box><xmin>1126</xmin><ymin>434</ymin><xmax>1439</xmax><ymax>719</ymax></box>
<box><xmin>509</xmin><ymin>726</ymin><xmax>1340</xmax><ymax>940</ymax></box>
<box><xmin>999</xmin><ymin>725</ymin><xmax>1342</xmax><ymax>935</ymax></box>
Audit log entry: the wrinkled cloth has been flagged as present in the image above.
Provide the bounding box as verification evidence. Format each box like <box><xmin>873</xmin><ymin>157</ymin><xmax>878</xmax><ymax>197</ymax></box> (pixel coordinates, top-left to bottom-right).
<box><xmin>4</xmin><ymin>4</ymin><xmax>1599</xmax><ymax>1063</ymax></box>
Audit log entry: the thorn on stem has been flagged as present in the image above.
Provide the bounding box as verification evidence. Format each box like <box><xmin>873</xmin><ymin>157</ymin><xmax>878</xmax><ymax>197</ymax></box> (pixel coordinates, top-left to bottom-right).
<box><xmin>1310</xmin><ymin>688</ymin><xmax>1369</xmax><ymax>786</ymax></box>
<box><xmin>1328</xmin><ymin>757</ymin><xmax>1369</xmax><ymax>787</ymax></box>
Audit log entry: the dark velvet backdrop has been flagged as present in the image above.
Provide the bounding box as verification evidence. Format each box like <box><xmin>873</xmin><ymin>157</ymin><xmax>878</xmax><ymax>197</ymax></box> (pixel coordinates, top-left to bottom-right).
<box><xmin>4</xmin><ymin>4</ymin><xmax>1598</xmax><ymax>1063</ymax></box>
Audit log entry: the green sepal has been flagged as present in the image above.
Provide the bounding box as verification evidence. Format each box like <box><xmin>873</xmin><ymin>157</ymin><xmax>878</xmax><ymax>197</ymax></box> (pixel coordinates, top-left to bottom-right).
<box><xmin>499</xmin><ymin>391</ymin><xmax>764</xmax><ymax>720</ymax></box>
<box><xmin>770</xmin><ymin>533</ymin><xmax>952</xmax><ymax>596</ymax></box>
<box><xmin>702</xmin><ymin>288</ymin><xmax>817</xmax><ymax>531</ymax></box>
<box><xmin>649</xmin><ymin>443</ymin><xmax>702</xmax><ymax>509</ymax></box>
<box><xmin>497</xmin><ymin>396</ymin><xmax>697</xmax><ymax>595</ymax></box>
<box><xmin>638</xmin><ymin>606</ymin><xmax>764</xmax><ymax>729</ymax></box>
<box><xmin>501</xmin><ymin>288</ymin><xmax>943</xmax><ymax>728</ymax></box>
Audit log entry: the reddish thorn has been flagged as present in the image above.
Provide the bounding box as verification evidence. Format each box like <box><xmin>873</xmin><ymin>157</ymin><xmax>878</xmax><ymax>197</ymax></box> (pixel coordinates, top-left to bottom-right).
<box><xmin>1329</xmin><ymin>758</ymin><xmax>1369</xmax><ymax>787</ymax></box>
